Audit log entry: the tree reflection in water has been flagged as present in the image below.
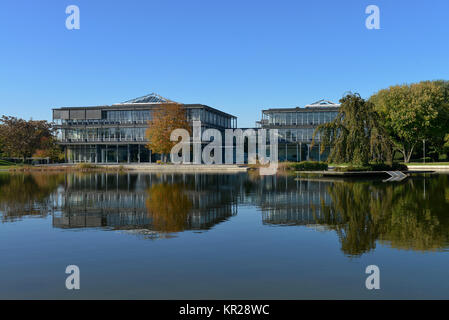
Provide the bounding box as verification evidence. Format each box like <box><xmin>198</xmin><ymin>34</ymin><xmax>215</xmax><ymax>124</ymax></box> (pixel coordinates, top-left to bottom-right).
<box><xmin>1</xmin><ymin>172</ymin><xmax>449</xmax><ymax>256</ymax></box>
<box><xmin>314</xmin><ymin>176</ymin><xmax>449</xmax><ymax>256</ymax></box>
<box><xmin>145</xmin><ymin>183</ymin><xmax>192</xmax><ymax>233</ymax></box>
<box><xmin>0</xmin><ymin>173</ymin><xmax>64</xmax><ymax>221</ymax></box>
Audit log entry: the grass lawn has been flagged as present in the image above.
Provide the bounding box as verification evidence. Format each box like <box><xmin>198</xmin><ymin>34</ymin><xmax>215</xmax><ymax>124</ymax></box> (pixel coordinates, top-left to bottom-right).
<box><xmin>0</xmin><ymin>160</ymin><xmax>22</xmax><ymax>170</ymax></box>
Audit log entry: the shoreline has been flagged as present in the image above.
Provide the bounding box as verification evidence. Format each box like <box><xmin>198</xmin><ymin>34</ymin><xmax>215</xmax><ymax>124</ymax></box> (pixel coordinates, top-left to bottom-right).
<box><xmin>2</xmin><ymin>163</ymin><xmax>449</xmax><ymax>174</ymax></box>
<box><xmin>2</xmin><ymin>163</ymin><xmax>250</xmax><ymax>173</ymax></box>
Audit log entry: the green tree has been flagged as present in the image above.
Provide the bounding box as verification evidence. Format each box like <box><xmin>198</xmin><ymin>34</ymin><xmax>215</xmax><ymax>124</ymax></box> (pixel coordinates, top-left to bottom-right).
<box><xmin>370</xmin><ymin>81</ymin><xmax>449</xmax><ymax>163</ymax></box>
<box><xmin>444</xmin><ymin>134</ymin><xmax>449</xmax><ymax>157</ymax></box>
<box><xmin>145</xmin><ymin>103</ymin><xmax>191</xmax><ymax>162</ymax></box>
<box><xmin>313</xmin><ymin>93</ymin><xmax>392</xmax><ymax>166</ymax></box>
<box><xmin>33</xmin><ymin>136</ymin><xmax>64</xmax><ymax>162</ymax></box>
<box><xmin>0</xmin><ymin>116</ymin><xmax>57</xmax><ymax>161</ymax></box>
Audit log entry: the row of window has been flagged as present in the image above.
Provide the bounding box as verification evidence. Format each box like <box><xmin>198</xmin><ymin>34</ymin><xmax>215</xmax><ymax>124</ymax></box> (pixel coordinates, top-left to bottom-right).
<box><xmin>187</xmin><ymin>109</ymin><xmax>234</xmax><ymax>128</ymax></box>
<box><xmin>54</xmin><ymin>109</ymin><xmax>235</xmax><ymax>128</ymax></box>
<box><xmin>104</xmin><ymin>110</ymin><xmax>152</xmax><ymax>122</ymax></box>
<box><xmin>61</xmin><ymin>128</ymin><xmax>147</xmax><ymax>142</ymax></box>
<box><xmin>278</xmin><ymin>128</ymin><xmax>321</xmax><ymax>142</ymax></box>
<box><xmin>60</xmin><ymin>128</ymin><xmax>321</xmax><ymax>143</ymax></box>
<box><xmin>265</xmin><ymin>111</ymin><xmax>338</xmax><ymax>126</ymax></box>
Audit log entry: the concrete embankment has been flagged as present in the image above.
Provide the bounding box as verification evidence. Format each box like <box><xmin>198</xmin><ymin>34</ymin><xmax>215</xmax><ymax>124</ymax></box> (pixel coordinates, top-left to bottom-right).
<box><xmin>2</xmin><ymin>163</ymin><xmax>249</xmax><ymax>173</ymax></box>
<box><xmin>100</xmin><ymin>164</ymin><xmax>249</xmax><ymax>173</ymax></box>
<box><xmin>407</xmin><ymin>165</ymin><xmax>449</xmax><ymax>172</ymax></box>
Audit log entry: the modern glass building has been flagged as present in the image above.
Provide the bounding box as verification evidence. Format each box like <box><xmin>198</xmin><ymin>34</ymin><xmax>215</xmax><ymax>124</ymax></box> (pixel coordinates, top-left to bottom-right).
<box><xmin>53</xmin><ymin>93</ymin><xmax>237</xmax><ymax>163</ymax></box>
<box><xmin>257</xmin><ymin>99</ymin><xmax>340</xmax><ymax>161</ymax></box>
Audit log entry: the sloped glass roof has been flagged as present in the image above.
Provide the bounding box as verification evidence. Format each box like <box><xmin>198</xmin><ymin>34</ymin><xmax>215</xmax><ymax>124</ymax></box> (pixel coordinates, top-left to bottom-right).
<box><xmin>305</xmin><ymin>99</ymin><xmax>340</xmax><ymax>108</ymax></box>
<box><xmin>121</xmin><ymin>93</ymin><xmax>175</xmax><ymax>104</ymax></box>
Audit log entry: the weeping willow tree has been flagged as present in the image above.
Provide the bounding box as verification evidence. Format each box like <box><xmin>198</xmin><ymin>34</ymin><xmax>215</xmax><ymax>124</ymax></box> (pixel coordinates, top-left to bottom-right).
<box><xmin>313</xmin><ymin>93</ymin><xmax>392</xmax><ymax>166</ymax></box>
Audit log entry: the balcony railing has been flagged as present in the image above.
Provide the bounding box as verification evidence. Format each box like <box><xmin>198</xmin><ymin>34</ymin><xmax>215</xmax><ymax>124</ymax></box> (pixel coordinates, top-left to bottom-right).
<box><xmin>58</xmin><ymin>119</ymin><xmax>151</xmax><ymax>126</ymax></box>
<box><xmin>58</xmin><ymin>137</ymin><xmax>147</xmax><ymax>143</ymax></box>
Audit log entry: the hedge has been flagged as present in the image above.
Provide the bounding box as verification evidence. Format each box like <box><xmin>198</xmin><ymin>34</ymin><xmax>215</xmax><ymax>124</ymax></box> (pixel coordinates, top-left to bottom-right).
<box><xmin>288</xmin><ymin>161</ymin><xmax>328</xmax><ymax>171</ymax></box>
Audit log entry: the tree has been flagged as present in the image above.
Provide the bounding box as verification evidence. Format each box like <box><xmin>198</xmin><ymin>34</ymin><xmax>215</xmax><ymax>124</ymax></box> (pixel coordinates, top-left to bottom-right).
<box><xmin>33</xmin><ymin>136</ymin><xmax>65</xmax><ymax>162</ymax></box>
<box><xmin>0</xmin><ymin>116</ymin><xmax>56</xmax><ymax>161</ymax></box>
<box><xmin>370</xmin><ymin>81</ymin><xmax>449</xmax><ymax>163</ymax></box>
<box><xmin>313</xmin><ymin>93</ymin><xmax>392</xmax><ymax>166</ymax></box>
<box><xmin>145</xmin><ymin>103</ymin><xmax>191</xmax><ymax>162</ymax></box>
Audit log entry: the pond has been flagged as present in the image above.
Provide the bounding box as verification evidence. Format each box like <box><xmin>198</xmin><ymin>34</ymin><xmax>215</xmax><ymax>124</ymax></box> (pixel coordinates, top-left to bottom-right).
<box><xmin>0</xmin><ymin>172</ymin><xmax>448</xmax><ymax>299</ymax></box>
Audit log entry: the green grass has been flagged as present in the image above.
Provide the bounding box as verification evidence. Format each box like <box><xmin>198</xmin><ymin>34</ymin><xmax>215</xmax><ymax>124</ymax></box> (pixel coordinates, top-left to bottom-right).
<box><xmin>0</xmin><ymin>159</ymin><xmax>20</xmax><ymax>169</ymax></box>
<box><xmin>0</xmin><ymin>160</ymin><xmax>15</xmax><ymax>166</ymax></box>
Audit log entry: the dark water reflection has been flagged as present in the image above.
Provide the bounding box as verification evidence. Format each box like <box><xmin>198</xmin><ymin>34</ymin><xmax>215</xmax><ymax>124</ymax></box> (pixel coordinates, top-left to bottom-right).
<box><xmin>1</xmin><ymin>172</ymin><xmax>449</xmax><ymax>256</ymax></box>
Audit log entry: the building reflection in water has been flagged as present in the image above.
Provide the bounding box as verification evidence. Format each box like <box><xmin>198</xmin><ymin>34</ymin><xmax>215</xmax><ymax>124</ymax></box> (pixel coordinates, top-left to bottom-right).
<box><xmin>1</xmin><ymin>172</ymin><xmax>449</xmax><ymax>255</ymax></box>
<box><xmin>51</xmin><ymin>173</ymin><xmax>239</xmax><ymax>236</ymax></box>
<box><xmin>254</xmin><ymin>176</ymin><xmax>334</xmax><ymax>226</ymax></box>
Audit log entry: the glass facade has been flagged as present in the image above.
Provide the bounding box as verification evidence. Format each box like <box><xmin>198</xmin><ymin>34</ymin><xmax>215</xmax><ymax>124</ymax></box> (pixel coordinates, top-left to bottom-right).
<box><xmin>54</xmin><ymin>102</ymin><xmax>237</xmax><ymax>164</ymax></box>
<box><xmin>55</xmin><ymin>108</ymin><xmax>235</xmax><ymax>128</ymax></box>
<box><xmin>187</xmin><ymin>108</ymin><xmax>233</xmax><ymax>128</ymax></box>
<box><xmin>66</xmin><ymin>145</ymin><xmax>153</xmax><ymax>164</ymax></box>
<box><xmin>260</xmin><ymin>104</ymin><xmax>340</xmax><ymax>162</ymax></box>
<box><xmin>61</xmin><ymin>128</ymin><xmax>146</xmax><ymax>142</ymax></box>
<box><xmin>266</xmin><ymin>111</ymin><xmax>338</xmax><ymax>126</ymax></box>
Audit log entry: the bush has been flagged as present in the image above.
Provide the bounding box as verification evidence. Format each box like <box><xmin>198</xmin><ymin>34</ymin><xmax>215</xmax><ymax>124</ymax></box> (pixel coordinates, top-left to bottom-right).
<box><xmin>371</xmin><ymin>163</ymin><xmax>408</xmax><ymax>171</ymax></box>
<box><xmin>0</xmin><ymin>159</ymin><xmax>15</xmax><ymax>166</ymax></box>
<box><xmin>415</xmin><ymin>157</ymin><xmax>433</xmax><ymax>163</ymax></box>
<box><xmin>288</xmin><ymin>161</ymin><xmax>328</xmax><ymax>171</ymax></box>
<box><xmin>335</xmin><ymin>166</ymin><xmax>370</xmax><ymax>172</ymax></box>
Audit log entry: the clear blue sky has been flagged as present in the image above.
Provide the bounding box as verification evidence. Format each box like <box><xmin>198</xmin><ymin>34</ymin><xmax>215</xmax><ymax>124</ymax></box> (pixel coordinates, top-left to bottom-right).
<box><xmin>0</xmin><ymin>0</ymin><xmax>448</xmax><ymax>127</ymax></box>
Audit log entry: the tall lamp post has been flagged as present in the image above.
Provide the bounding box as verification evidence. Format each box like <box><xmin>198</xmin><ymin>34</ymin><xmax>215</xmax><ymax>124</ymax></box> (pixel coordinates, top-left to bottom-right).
<box><xmin>423</xmin><ymin>139</ymin><xmax>426</xmax><ymax>164</ymax></box>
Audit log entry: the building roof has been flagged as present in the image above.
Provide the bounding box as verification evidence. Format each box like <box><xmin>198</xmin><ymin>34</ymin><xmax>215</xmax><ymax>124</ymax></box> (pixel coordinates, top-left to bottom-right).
<box><xmin>262</xmin><ymin>99</ymin><xmax>341</xmax><ymax>113</ymax></box>
<box><xmin>120</xmin><ymin>93</ymin><xmax>176</xmax><ymax>104</ymax></box>
<box><xmin>52</xmin><ymin>92</ymin><xmax>237</xmax><ymax>119</ymax></box>
<box><xmin>304</xmin><ymin>99</ymin><xmax>340</xmax><ymax>108</ymax></box>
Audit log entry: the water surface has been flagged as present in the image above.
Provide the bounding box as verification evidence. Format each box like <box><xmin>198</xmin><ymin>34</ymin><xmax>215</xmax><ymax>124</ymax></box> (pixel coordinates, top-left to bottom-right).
<box><xmin>1</xmin><ymin>172</ymin><xmax>448</xmax><ymax>299</ymax></box>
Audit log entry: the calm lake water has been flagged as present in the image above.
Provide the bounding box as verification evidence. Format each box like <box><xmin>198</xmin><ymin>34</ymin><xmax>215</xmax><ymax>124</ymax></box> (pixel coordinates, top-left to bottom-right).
<box><xmin>1</xmin><ymin>171</ymin><xmax>449</xmax><ymax>299</ymax></box>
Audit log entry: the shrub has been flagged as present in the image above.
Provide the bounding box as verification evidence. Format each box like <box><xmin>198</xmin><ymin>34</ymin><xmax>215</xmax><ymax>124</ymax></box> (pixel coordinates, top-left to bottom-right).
<box><xmin>335</xmin><ymin>166</ymin><xmax>370</xmax><ymax>172</ymax></box>
<box><xmin>371</xmin><ymin>163</ymin><xmax>408</xmax><ymax>171</ymax></box>
<box><xmin>0</xmin><ymin>159</ymin><xmax>15</xmax><ymax>166</ymax></box>
<box><xmin>288</xmin><ymin>161</ymin><xmax>328</xmax><ymax>171</ymax></box>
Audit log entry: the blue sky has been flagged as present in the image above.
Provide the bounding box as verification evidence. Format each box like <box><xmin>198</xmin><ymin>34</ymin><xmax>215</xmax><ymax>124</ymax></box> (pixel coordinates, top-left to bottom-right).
<box><xmin>0</xmin><ymin>0</ymin><xmax>448</xmax><ymax>127</ymax></box>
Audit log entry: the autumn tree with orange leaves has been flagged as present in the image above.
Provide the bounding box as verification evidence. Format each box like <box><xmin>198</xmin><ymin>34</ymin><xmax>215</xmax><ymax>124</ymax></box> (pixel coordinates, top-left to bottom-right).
<box><xmin>145</xmin><ymin>103</ymin><xmax>191</xmax><ymax>162</ymax></box>
<box><xmin>145</xmin><ymin>183</ymin><xmax>192</xmax><ymax>232</ymax></box>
